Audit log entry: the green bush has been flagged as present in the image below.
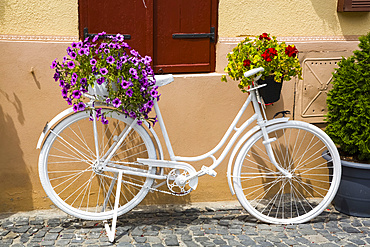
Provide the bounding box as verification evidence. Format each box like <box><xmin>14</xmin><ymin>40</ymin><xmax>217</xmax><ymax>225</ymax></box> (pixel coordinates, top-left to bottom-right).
<box><xmin>325</xmin><ymin>32</ymin><xmax>370</xmax><ymax>161</ymax></box>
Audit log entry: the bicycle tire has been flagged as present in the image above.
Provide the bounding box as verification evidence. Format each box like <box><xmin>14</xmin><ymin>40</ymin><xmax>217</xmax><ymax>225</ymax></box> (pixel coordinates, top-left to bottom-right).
<box><xmin>233</xmin><ymin>121</ymin><xmax>341</xmax><ymax>224</ymax></box>
<box><xmin>39</xmin><ymin>108</ymin><xmax>157</xmax><ymax>220</ymax></box>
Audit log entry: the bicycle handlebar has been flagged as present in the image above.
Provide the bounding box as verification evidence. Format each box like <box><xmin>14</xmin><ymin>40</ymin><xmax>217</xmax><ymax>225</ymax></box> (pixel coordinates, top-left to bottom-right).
<box><xmin>244</xmin><ymin>67</ymin><xmax>264</xmax><ymax>78</ymax></box>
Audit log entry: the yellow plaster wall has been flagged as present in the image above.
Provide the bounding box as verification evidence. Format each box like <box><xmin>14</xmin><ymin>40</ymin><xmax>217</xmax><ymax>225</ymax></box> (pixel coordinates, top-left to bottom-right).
<box><xmin>1</xmin><ymin>0</ymin><xmax>369</xmax><ymax>37</ymax></box>
<box><xmin>0</xmin><ymin>0</ymin><xmax>78</xmax><ymax>36</ymax></box>
<box><xmin>218</xmin><ymin>0</ymin><xmax>370</xmax><ymax>37</ymax></box>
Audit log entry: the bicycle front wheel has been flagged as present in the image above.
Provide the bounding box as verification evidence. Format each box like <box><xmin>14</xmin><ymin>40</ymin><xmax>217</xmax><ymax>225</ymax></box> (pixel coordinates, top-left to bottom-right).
<box><xmin>39</xmin><ymin>109</ymin><xmax>157</xmax><ymax>220</ymax></box>
<box><xmin>233</xmin><ymin>121</ymin><xmax>341</xmax><ymax>224</ymax></box>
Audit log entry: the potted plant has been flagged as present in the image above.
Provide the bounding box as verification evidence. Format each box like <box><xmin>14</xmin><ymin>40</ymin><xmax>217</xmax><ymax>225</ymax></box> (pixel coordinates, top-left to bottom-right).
<box><xmin>221</xmin><ymin>33</ymin><xmax>302</xmax><ymax>104</ymax></box>
<box><xmin>50</xmin><ymin>31</ymin><xmax>160</xmax><ymax>126</ymax></box>
<box><xmin>324</xmin><ymin>32</ymin><xmax>370</xmax><ymax>217</ymax></box>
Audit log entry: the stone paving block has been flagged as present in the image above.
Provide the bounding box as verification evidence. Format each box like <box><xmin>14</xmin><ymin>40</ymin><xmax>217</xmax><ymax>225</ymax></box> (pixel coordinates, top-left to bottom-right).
<box><xmin>164</xmin><ymin>235</ymin><xmax>179</xmax><ymax>246</ymax></box>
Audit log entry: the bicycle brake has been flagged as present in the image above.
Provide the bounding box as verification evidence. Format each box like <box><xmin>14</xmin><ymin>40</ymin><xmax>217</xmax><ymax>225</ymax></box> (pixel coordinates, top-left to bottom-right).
<box><xmin>273</xmin><ymin>110</ymin><xmax>291</xmax><ymax>118</ymax></box>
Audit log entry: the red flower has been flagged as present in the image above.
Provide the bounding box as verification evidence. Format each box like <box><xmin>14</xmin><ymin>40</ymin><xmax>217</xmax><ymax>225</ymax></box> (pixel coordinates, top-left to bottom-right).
<box><xmin>261</xmin><ymin>48</ymin><xmax>277</xmax><ymax>62</ymax></box>
<box><xmin>259</xmin><ymin>33</ymin><xmax>271</xmax><ymax>41</ymax></box>
<box><xmin>243</xmin><ymin>59</ymin><xmax>251</xmax><ymax>67</ymax></box>
<box><xmin>285</xmin><ymin>45</ymin><xmax>298</xmax><ymax>57</ymax></box>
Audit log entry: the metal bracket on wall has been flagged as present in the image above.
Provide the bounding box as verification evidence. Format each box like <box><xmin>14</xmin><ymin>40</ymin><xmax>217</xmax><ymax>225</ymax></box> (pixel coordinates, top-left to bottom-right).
<box><xmin>172</xmin><ymin>27</ymin><xmax>215</xmax><ymax>43</ymax></box>
<box><xmin>83</xmin><ymin>27</ymin><xmax>131</xmax><ymax>40</ymax></box>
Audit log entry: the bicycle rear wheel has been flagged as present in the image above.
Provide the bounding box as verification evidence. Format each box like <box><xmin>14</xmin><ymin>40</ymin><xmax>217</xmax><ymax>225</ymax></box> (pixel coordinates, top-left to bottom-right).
<box><xmin>39</xmin><ymin>108</ymin><xmax>157</xmax><ymax>220</ymax></box>
<box><xmin>233</xmin><ymin>121</ymin><xmax>341</xmax><ymax>224</ymax></box>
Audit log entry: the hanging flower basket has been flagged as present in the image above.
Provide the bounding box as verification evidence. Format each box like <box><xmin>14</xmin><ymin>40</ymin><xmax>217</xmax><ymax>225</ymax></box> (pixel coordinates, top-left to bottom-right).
<box><xmin>221</xmin><ymin>33</ymin><xmax>302</xmax><ymax>100</ymax></box>
<box><xmin>50</xmin><ymin>31</ymin><xmax>159</xmax><ymax>126</ymax></box>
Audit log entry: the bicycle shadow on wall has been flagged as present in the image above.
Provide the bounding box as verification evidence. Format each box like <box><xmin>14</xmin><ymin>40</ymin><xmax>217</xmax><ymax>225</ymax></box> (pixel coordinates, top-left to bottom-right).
<box><xmin>0</xmin><ymin>103</ymin><xmax>33</xmax><ymax>217</ymax></box>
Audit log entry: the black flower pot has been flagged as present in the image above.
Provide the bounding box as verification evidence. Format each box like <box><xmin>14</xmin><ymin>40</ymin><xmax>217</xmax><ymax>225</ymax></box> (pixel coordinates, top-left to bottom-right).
<box><xmin>258</xmin><ymin>75</ymin><xmax>283</xmax><ymax>104</ymax></box>
<box><xmin>323</xmin><ymin>152</ymin><xmax>370</xmax><ymax>217</ymax></box>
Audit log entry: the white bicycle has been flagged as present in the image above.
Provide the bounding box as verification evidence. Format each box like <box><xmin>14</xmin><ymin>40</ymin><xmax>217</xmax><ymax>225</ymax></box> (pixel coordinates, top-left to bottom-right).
<box><xmin>37</xmin><ymin>67</ymin><xmax>341</xmax><ymax>228</ymax></box>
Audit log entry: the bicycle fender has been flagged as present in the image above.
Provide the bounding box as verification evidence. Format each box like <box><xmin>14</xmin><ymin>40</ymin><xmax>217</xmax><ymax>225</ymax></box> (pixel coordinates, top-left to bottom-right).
<box><xmin>36</xmin><ymin>107</ymin><xmax>164</xmax><ymax>160</ymax></box>
<box><xmin>36</xmin><ymin>107</ymin><xmax>75</xmax><ymax>149</ymax></box>
<box><xmin>227</xmin><ymin>117</ymin><xmax>289</xmax><ymax>195</ymax></box>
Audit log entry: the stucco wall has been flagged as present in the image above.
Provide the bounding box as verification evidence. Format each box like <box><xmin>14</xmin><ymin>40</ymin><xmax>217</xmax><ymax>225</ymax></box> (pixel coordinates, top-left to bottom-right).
<box><xmin>1</xmin><ymin>0</ymin><xmax>370</xmax><ymax>37</ymax></box>
<box><xmin>0</xmin><ymin>0</ymin><xmax>78</xmax><ymax>36</ymax></box>
<box><xmin>218</xmin><ymin>0</ymin><xmax>370</xmax><ymax>37</ymax></box>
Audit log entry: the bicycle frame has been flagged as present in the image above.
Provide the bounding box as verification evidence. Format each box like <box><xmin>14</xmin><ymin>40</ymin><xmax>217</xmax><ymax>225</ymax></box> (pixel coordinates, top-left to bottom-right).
<box><xmin>95</xmin><ymin>79</ymin><xmax>291</xmax><ymax>185</ymax></box>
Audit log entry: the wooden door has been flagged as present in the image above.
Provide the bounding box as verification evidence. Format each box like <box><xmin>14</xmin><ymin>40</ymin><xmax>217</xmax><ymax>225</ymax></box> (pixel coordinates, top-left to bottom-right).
<box><xmin>153</xmin><ymin>0</ymin><xmax>218</xmax><ymax>73</ymax></box>
<box><xmin>79</xmin><ymin>0</ymin><xmax>218</xmax><ymax>73</ymax></box>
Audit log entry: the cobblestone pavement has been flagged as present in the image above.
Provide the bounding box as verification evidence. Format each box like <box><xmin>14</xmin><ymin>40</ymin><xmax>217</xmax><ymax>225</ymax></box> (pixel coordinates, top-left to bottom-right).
<box><xmin>1</xmin><ymin>202</ymin><xmax>369</xmax><ymax>247</ymax></box>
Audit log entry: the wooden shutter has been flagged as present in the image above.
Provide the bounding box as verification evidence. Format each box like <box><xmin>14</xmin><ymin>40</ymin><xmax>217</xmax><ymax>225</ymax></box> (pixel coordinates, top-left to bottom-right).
<box><xmin>338</xmin><ymin>0</ymin><xmax>370</xmax><ymax>11</ymax></box>
<box><xmin>78</xmin><ymin>0</ymin><xmax>218</xmax><ymax>73</ymax></box>
<box><xmin>78</xmin><ymin>0</ymin><xmax>154</xmax><ymax>58</ymax></box>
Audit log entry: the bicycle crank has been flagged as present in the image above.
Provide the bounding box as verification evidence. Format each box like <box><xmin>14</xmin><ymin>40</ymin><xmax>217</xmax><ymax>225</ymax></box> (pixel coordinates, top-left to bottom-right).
<box><xmin>167</xmin><ymin>169</ymin><xmax>192</xmax><ymax>196</ymax></box>
<box><xmin>137</xmin><ymin>158</ymin><xmax>199</xmax><ymax>190</ymax></box>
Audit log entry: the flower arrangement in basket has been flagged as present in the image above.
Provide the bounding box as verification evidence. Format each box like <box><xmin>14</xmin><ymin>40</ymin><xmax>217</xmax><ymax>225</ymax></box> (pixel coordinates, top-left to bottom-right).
<box><xmin>221</xmin><ymin>33</ymin><xmax>302</xmax><ymax>103</ymax></box>
<box><xmin>50</xmin><ymin>31</ymin><xmax>159</xmax><ymax>126</ymax></box>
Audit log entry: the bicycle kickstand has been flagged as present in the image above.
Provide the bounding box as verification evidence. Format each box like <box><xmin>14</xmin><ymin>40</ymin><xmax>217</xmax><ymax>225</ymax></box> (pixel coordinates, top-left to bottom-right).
<box><xmin>103</xmin><ymin>170</ymin><xmax>123</xmax><ymax>242</ymax></box>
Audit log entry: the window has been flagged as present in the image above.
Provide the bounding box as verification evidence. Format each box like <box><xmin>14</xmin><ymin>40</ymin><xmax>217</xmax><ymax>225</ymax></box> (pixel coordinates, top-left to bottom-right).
<box><xmin>337</xmin><ymin>0</ymin><xmax>370</xmax><ymax>12</ymax></box>
<box><xmin>79</xmin><ymin>0</ymin><xmax>218</xmax><ymax>73</ymax></box>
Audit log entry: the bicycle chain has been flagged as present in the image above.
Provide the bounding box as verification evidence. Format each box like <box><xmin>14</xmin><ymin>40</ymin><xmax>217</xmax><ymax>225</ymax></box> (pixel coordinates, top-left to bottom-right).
<box><xmin>100</xmin><ymin>161</ymin><xmax>191</xmax><ymax>197</ymax></box>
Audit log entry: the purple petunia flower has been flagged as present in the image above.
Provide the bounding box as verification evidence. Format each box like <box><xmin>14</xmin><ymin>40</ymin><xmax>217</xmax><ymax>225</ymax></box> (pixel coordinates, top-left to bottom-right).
<box><xmin>129</xmin><ymin>111</ymin><xmax>137</xmax><ymax>119</ymax></box>
<box><xmin>53</xmin><ymin>72</ymin><xmax>60</xmax><ymax>81</ymax></box>
<box><xmin>129</xmin><ymin>68</ymin><xmax>137</xmax><ymax>76</ymax></box>
<box><xmin>137</xmin><ymin>120</ymin><xmax>142</xmax><ymax>125</ymax></box>
<box><xmin>121</xmin><ymin>80</ymin><xmax>129</xmax><ymax>89</ymax></box>
<box><xmin>101</xmin><ymin>116</ymin><xmax>109</xmax><ymax>124</ymax></box>
<box><xmin>112</xmin><ymin>98</ymin><xmax>122</xmax><ymax>108</ymax></box>
<box><xmin>73</xmin><ymin>104</ymin><xmax>79</xmax><ymax>112</ymax></box>
<box><xmin>71</xmin><ymin>77</ymin><xmax>77</xmax><ymax>86</ymax></box>
<box><xmin>90</xmin><ymin>59</ymin><xmax>97</xmax><ymax>66</ymax></box>
<box><xmin>104</xmin><ymin>48</ymin><xmax>110</xmax><ymax>54</ymax></box>
<box><xmin>97</xmin><ymin>77</ymin><xmax>105</xmax><ymax>85</ymax></box>
<box><xmin>147</xmin><ymin>100</ymin><xmax>154</xmax><ymax>109</ymax></box>
<box><xmin>64</xmin><ymin>83</ymin><xmax>70</xmax><ymax>90</ymax></box>
<box><xmin>92</xmin><ymin>35</ymin><xmax>99</xmax><ymax>42</ymax></box>
<box><xmin>80</xmin><ymin>86</ymin><xmax>88</xmax><ymax>93</ymax></box>
<box><xmin>77</xmin><ymin>102</ymin><xmax>86</xmax><ymax>111</ymax></box>
<box><xmin>66</xmin><ymin>98</ymin><xmax>72</xmax><ymax>105</ymax></box>
<box><xmin>126</xmin><ymin>89</ymin><xmax>133</xmax><ymax>97</ymax></box>
<box><xmin>80</xmin><ymin>77</ymin><xmax>87</xmax><ymax>85</ymax></box>
<box><xmin>150</xmin><ymin>89</ymin><xmax>158</xmax><ymax>98</ymax></box>
<box><xmin>130</xmin><ymin>49</ymin><xmax>139</xmax><ymax>57</ymax></box>
<box><xmin>72</xmin><ymin>73</ymin><xmax>78</xmax><ymax>79</ymax></box>
<box><xmin>116</xmin><ymin>61</ymin><xmax>123</xmax><ymax>70</ymax></box>
<box><xmin>67</xmin><ymin>61</ymin><xmax>75</xmax><ymax>69</ymax></box>
<box><xmin>71</xmin><ymin>42</ymin><xmax>78</xmax><ymax>48</ymax></box>
<box><xmin>144</xmin><ymin>56</ymin><xmax>152</xmax><ymax>65</ymax></box>
<box><xmin>62</xmin><ymin>56</ymin><xmax>68</xmax><ymax>63</ymax></box>
<box><xmin>61</xmin><ymin>88</ymin><xmax>68</xmax><ymax>98</ymax></box>
<box><xmin>70</xmin><ymin>51</ymin><xmax>77</xmax><ymax>60</ymax></box>
<box><xmin>116</xmin><ymin>34</ymin><xmax>124</xmax><ymax>42</ymax></box>
<box><xmin>59</xmin><ymin>79</ymin><xmax>65</xmax><ymax>87</ymax></box>
<box><xmin>100</xmin><ymin>68</ymin><xmax>108</xmax><ymax>75</ymax></box>
<box><xmin>106</xmin><ymin>56</ymin><xmax>115</xmax><ymax>64</ymax></box>
<box><xmin>72</xmin><ymin>90</ymin><xmax>82</xmax><ymax>99</ymax></box>
<box><xmin>78</xmin><ymin>49</ymin><xmax>86</xmax><ymax>56</ymax></box>
<box><xmin>120</xmin><ymin>56</ymin><xmax>128</xmax><ymax>63</ymax></box>
<box><xmin>50</xmin><ymin>59</ymin><xmax>57</xmax><ymax>69</ymax></box>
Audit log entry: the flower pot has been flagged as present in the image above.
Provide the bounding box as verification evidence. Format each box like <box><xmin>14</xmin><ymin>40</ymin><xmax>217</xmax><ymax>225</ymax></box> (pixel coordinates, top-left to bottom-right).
<box><xmin>323</xmin><ymin>152</ymin><xmax>370</xmax><ymax>217</ymax></box>
<box><xmin>258</xmin><ymin>76</ymin><xmax>283</xmax><ymax>104</ymax></box>
<box><xmin>88</xmin><ymin>81</ymin><xmax>109</xmax><ymax>97</ymax></box>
